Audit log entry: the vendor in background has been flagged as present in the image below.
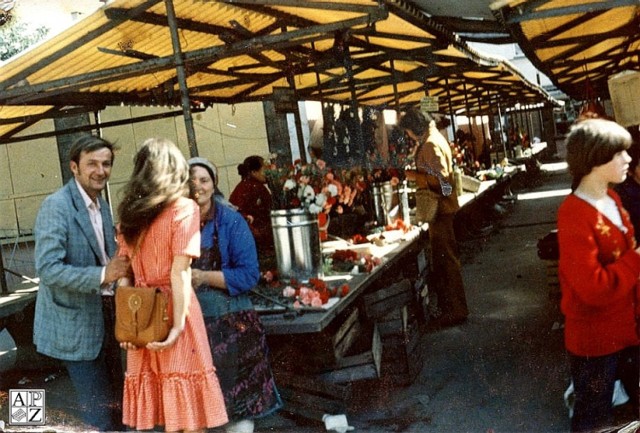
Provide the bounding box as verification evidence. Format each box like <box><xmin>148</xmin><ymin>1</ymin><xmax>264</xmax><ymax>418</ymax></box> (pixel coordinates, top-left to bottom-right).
<box><xmin>229</xmin><ymin>155</ymin><xmax>274</xmax><ymax>258</ymax></box>
<box><xmin>399</xmin><ymin>107</ymin><xmax>468</xmax><ymax>328</ymax></box>
<box><xmin>559</xmin><ymin>118</ymin><xmax>639</xmax><ymax>432</ymax></box>
<box><xmin>189</xmin><ymin>158</ymin><xmax>283</xmax><ymax>433</ymax></box>
<box><xmin>615</xmin><ymin>143</ymin><xmax>640</xmax><ymax>244</ymax></box>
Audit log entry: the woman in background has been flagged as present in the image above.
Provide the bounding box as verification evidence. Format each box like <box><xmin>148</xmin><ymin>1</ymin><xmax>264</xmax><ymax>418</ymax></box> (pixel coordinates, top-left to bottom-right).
<box><xmin>116</xmin><ymin>138</ymin><xmax>228</xmax><ymax>432</ymax></box>
<box><xmin>558</xmin><ymin>118</ymin><xmax>640</xmax><ymax>432</ymax></box>
<box><xmin>189</xmin><ymin>157</ymin><xmax>282</xmax><ymax>433</ymax></box>
<box><xmin>616</xmin><ymin>143</ymin><xmax>640</xmax><ymax>243</ymax></box>
<box><xmin>229</xmin><ymin>155</ymin><xmax>274</xmax><ymax>257</ymax></box>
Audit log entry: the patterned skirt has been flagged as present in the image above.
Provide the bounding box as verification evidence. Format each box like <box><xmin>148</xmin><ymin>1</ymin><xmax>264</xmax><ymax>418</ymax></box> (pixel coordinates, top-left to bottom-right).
<box><xmin>205</xmin><ymin>309</ymin><xmax>283</xmax><ymax>421</ymax></box>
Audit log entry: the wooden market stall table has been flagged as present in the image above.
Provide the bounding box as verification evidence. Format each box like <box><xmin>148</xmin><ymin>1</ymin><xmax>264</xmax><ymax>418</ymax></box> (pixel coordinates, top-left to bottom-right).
<box><xmin>0</xmin><ymin>285</ymin><xmax>60</xmax><ymax>370</ymax></box>
<box><xmin>253</xmin><ymin>227</ymin><xmax>430</xmax><ymax>421</ymax></box>
<box><xmin>257</xmin><ymin>227</ymin><xmax>426</xmax><ymax>335</ymax></box>
<box><xmin>253</xmin><ymin>166</ymin><xmax>524</xmax><ymax>420</ymax></box>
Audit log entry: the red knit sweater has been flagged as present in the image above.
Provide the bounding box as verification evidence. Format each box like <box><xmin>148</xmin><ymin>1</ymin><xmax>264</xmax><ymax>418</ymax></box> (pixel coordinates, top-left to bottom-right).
<box><xmin>558</xmin><ymin>190</ymin><xmax>640</xmax><ymax>356</ymax></box>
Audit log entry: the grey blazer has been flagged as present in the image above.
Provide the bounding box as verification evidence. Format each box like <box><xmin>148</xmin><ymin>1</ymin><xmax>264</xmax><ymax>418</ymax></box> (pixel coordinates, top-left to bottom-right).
<box><xmin>33</xmin><ymin>180</ymin><xmax>117</xmax><ymax>361</ymax></box>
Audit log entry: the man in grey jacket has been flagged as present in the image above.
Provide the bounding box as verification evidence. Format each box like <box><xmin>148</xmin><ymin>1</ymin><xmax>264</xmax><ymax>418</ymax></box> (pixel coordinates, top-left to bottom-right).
<box><xmin>34</xmin><ymin>135</ymin><xmax>130</xmax><ymax>431</ymax></box>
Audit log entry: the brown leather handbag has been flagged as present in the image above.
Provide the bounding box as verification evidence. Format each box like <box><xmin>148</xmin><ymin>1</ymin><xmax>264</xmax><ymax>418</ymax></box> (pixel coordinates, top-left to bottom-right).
<box><xmin>115</xmin><ymin>286</ymin><xmax>170</xmax><ymax>347</ymax></box>
<box><xmin>114</xmin><ymin>232</ymin><xmax>171</xmax><ymax>347</ymax></box>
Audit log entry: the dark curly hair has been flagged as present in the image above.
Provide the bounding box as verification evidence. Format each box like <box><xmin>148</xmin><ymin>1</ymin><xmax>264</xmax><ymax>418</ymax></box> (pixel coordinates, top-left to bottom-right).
<box><xmin>237</xmin><ymin>155</ymin><xmax>264</xmax><ymax>179</ymax></box>
<box><xmin>397</xmin><ymin>107</ymin><xmax>435</xmax><ymax>138</ymax></box>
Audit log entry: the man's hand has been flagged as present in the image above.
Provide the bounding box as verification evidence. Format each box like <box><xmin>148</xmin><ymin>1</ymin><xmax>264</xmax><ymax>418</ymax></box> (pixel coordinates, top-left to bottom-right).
<box><xmin>104</xmin><ymin>256</ymin><xmax>131</xmax><ymax>284</ymax></box>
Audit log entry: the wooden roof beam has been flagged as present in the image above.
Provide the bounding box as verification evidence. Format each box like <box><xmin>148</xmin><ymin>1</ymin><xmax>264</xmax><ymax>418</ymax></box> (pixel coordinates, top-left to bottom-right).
<box><xmin>528</xmin><ymin>10</ymin><xmax>603</xmax><ymax>46</ymax></box>
<box><xmin>223</xmin><ymin>0</ymin><xmax>385</xmax><ymax>15</ymax></box>
<box><xmin>0</xmin><ymin>14</ymin><xmax>377</xmax><ymax>105</ymax></box>
<box><xmin>533</xmin><ymin>22</ymin><xmax>637</xmax><ymax>48</ymax></box>
<box><xmin>0</xmin><ymin>0</ymin><xmax>163</xmax><ymax>91</ymax></box>
<box><xmin>504</xmin><ymin>0</ymin><xmax>639</xmax><ymax>24</ymax></box>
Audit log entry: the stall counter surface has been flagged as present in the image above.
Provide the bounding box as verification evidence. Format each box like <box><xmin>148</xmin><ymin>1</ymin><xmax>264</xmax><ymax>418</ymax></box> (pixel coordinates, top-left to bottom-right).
<box><xmin>254</xmin><ymin>166</ymin><xmax>522</xmax><ymax>336</ymax></box>
<box><xmin>252</xmin><ymin>227</ymin><xmax>424</xmax><ymax>335</ymax></box>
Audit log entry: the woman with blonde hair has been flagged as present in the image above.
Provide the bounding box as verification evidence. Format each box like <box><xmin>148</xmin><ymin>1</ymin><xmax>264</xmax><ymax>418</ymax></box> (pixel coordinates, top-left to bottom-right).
<box><xmin>117</xmin><ymin>138</ymin><xmax>228</xmax><ymax>432</ymax></box>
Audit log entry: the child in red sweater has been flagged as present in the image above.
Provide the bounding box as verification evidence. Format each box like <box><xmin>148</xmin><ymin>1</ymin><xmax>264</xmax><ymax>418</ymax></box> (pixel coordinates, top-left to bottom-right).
<box><xmin>559</xmin><ymin>118</ymin><xmax>639</xmax><ymax>432</ymax></box>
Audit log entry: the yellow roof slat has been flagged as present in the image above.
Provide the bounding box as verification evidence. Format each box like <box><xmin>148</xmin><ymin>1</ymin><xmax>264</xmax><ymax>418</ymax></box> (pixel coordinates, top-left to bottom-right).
<box><xmin>493</xmin><ymin>0</ymin><xmax>640</xmax><ymax>100</ymax></box>
<box><xmin>0</xmin><ymin>0</ymin><xmax>559</xmax><ymax>140</ymax></box>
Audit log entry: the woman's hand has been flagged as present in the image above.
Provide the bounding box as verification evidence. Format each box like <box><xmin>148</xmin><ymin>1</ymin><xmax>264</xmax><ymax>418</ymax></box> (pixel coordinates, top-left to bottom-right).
<box><xmin>118</xmin><ymin>326</ymin><xmax>183</xmax><ymax>352</ymax></box>
<box><xmin>119</xmin><ymin>341</ymin><xmax>138</xmax><ymax>351</ymax></box>
<box><xmin>191</xmin><ymin>268</ymin><xmax>208</xmax><ymax>288</ymax></box>
<box><xmin>146</xmin><ymin>327</ymin><xmax>183</xmax><ymax>351</ymax></box>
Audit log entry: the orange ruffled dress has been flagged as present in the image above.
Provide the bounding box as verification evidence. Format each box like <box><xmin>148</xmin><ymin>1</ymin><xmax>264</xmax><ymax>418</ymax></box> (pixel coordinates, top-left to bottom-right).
<box><xmin>118</xmin><ymin>197</ymin><xmax>228</xmax><ymax>431</ymax></box>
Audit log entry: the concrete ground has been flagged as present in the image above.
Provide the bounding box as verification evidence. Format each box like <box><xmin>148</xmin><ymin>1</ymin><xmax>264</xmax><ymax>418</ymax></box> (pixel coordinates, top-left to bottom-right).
<box><xmin>3</xmin><ymin>145</ymin><xmax>635</xmax><ymax>432</ymax></box>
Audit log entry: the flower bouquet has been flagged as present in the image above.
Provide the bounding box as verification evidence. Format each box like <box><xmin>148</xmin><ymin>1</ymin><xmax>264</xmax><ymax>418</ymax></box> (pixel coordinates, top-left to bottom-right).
<box><xmin>265</xmin><ymin>155</ymin><xmax>343</xmax><ymax>282</ymax></box>
<box><xmin>253</xmin><ymin>271</ymin><xmax>350</xmax><ymax>310</ymax></box>
<box><xmin>265</xmin><ymin>156</ymin><xmax>340</xmax><ymax>214</ymax></box>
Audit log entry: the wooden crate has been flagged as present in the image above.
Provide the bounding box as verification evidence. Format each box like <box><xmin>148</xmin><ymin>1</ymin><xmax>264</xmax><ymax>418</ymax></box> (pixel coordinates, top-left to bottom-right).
<box><xmin>379</xmin><ymin>312</ymin><xmax>425</xmax><ymax>387</ymax></box>
<box><xmin>461</xmin><ymin>174</ymin><xmax>482</xmax><ymax>192</ymax></box>
<box><xmin>320</xmin><ymin>324</ymin><xmax>382</xmax><ymax>384</ymax></box>
<box><xmin>332</xmin><ymin>308</ymin><xmax>363</xmax><ymax>359</ymax></box>
<box><xmin>275</xmin><ymin>371</ymin><xmax>352</xmax><ymax>421</ymax></box>
<box><xmin>377</xmin><ymin>305</ymin><xmax>409</xmax><ymax>338</ymax></box>
<box><xmin>269</xmin><ymin>308</ymin><xmax>363</xmax><ymax>372</ymax></box>
<box><xmin>363</xmin><ymin>279</ymin><xmax>414</xmax><ymax>320</ymax></box>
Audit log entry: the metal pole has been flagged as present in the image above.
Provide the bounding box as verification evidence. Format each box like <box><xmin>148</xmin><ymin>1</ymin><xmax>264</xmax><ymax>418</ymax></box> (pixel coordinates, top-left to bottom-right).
<box><xmin>526</xmin><ymin>108</ymin><xmax>533</xmax><ymax>144</ymax></box>
<box><xmin>0</xmin><ymin>239</ymin><xmax>8</xmax><ymax>295</ymax></box>
<box><xmin>288</xmin><ymin>75</ymin><xmax>307</xmax><ymax>164</ymax></box>
<box><xmin>478</xmin><ymin>94</ymin><xmax>487</xmax><ymax>147</ymax></box>
<box><xmin>391</xmin><ymin>59</ymin><xmax>400</xmax><ymax>114</ymax></box>
<box><xmin>538</xmin><ymin>106</ymin><xmax>545</xmax><ymax>139</ymax></box>
<box><xmin>445</xmin><ymin>77</ymin><xmax>456</xmax><ymax>134</ymax></box>
<box><xmin>497</xmin><ymin>102</ymin><xmax>507</xmax><ymax>157</ymax></box>
<box><xmin>463</xmin><ymin>79</ymin><xmax>471</xmax><ymax>135</ymax></box>
<box><xmin>340</xmin><ymin>34</ymin><xmax>363</xmax><ymax>164</ymax></box>
<box><xmin>164</xmin><ymin>0</ymin><xmax>198</xmax><ymax>157</ymax></box>
<box><xmin>94</xmin><ymin>110</ymin><xmax>114</xmax><ymax>222</ymax></box>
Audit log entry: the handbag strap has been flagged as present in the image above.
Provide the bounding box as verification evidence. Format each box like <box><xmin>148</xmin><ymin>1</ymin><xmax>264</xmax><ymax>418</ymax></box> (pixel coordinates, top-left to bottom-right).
<box><xmin>129</xmin><ymin>231</ymin><xmax>148</xmax><ymax>287</ymax></box>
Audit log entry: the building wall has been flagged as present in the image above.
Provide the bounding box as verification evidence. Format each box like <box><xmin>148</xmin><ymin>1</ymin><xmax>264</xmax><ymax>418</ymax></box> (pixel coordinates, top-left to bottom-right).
<box><xmin>0</xmin><ymin>102</ymin><xmax>270</xmax><ymax>235</ymax></box>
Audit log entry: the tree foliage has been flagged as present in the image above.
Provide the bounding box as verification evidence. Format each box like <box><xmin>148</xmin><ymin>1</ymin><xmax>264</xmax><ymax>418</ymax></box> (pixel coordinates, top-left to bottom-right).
<box><xmin>0</xmin><ymin>15</ymin><xmax>49</xmax><ymax>61</ymax></box>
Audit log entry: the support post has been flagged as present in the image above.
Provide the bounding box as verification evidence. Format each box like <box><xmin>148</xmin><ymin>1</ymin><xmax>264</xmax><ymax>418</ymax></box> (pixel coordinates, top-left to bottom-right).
<box><xmin>445</xmin><ymin>77</ymin><xmax>456</xmax><ymax>133</ymax></box>
<box><xmin>287</xmin><ymin>75</ymin><xmax>308</xmax><ymax>164</ymax></box>
<box><xmin>478</xmin><ymin>94</ymin><xmax>487</xmax><ymax>147</ymax></box>
<box><xmin>342</xmin><ymin>39</ymin><xmax>363</xmax><ymax>165</ymax></box>
<box><xmin>0</xmin><ymin>243</ymin><xmax>8</xmax><ymax>295</ymax></box>
<box><xmin>165</xmin><ymin>0</ymin><xmax>198</xmax><ymax>157</ymax></box>
<box><xmin>391</xmin><ymin>59</ymin><xmax>400</xmax><ymax>115</ymax></box>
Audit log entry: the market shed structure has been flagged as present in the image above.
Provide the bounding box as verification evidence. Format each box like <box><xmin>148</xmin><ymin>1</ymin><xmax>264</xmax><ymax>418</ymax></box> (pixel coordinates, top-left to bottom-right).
<box><xmin>490</xmin><ymin>0</ymin><xmax>640</xmax><ymax>101</ymax></box>
<box><xmin>0</xmin><ymin>0</ymin><xmax>559</xmax><ymax>147</ymax></box>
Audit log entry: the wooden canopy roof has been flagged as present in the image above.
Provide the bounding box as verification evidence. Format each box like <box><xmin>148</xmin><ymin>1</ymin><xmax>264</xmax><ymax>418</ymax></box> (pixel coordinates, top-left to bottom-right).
<box><xmin>491</xmin><ymin>0</ymin><xmax>640</xmax><ymax>101</ymax></box>
<box><xmin>0</xmin><ymin>0</ymin><xmax>559</xmax><ymax>142</ymax></box>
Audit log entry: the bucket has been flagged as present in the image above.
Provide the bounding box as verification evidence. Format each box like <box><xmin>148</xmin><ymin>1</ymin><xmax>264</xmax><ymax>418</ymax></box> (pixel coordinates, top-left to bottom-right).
<box><xmin>372</xmin><ymin>182</ymin><xmax>398</xmax><ymax>226</ymax></box>
<box><xmin>271</xmin><ymin>209</ymin><xmax>323</xmax><ymax>283</ymax></box>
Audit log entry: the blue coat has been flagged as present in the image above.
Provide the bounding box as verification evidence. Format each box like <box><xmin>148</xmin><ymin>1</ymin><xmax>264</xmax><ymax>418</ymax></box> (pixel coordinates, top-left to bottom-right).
<box><xmin>193</xmin><ymin>198</ymin><xmax>260</xmax><ymax>319</ymax></box>
<box><xmin>33</xmin><ymin>180</ymin><xmax>117</xmax><ymax>361</ymax></box>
